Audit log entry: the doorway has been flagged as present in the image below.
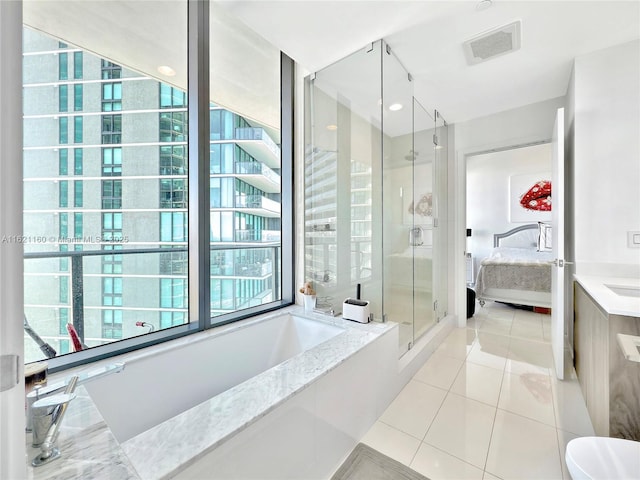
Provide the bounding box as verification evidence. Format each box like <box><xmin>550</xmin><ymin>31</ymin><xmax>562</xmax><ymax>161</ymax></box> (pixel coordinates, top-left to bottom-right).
<box><xmin>464</xmin><ymin>143</ymin><xmax>555</xmax><ymax>338</ymax></box>
<box><xmin>466</xmin><ymin>143</ymin><xmax>552</xmax><ymax>285</ymax></box>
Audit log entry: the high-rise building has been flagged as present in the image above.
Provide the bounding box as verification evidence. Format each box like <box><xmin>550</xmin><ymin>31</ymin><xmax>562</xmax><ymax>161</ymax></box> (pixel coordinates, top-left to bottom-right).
<box><xmin>23</xmin><ymin>27</ymin><xmax>282</xmax><ymax>363</ymax></box>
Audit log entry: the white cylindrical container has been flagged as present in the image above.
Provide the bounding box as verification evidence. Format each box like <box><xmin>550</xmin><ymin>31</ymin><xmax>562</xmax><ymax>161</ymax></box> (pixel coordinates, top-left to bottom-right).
<box><xmin>303</xmin><ymin>295</ymin><xmax>316</xmax><ymax>311</ymax></box>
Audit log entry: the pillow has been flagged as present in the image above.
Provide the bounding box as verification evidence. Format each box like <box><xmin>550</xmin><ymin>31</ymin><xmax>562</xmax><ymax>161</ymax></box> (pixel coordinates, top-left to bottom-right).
<box><xmin>537</xmin><ymin>222</ymin><xmax>552</xmax><ymax>252</ymax></box>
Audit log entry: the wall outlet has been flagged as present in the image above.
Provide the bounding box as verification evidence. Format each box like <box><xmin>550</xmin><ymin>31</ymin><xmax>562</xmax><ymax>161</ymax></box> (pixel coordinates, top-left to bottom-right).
<box><xmin>628</xmin><ymin>231</ymin><xmax>640</xmax><ymax>248</ymax></box>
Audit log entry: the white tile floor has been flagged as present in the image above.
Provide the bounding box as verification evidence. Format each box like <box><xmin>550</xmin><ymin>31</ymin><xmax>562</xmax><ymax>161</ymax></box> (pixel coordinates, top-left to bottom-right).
<box><xmin>362</xmin><ymin>301</ymin><xmax>595</xmax><ymax>480</ymax></box>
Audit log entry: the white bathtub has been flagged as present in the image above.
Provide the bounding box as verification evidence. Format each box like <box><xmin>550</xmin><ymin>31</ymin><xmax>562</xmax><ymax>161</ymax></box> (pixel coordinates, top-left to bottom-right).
<box><xmin>85</xmin><ymin>312</ymin><xmax>345</xmax><ymax>443</ymax></box>
<box><xmin>104</xmin><ymin>308</ymin><xmax>400</xmax><ymax>480</ymax></box>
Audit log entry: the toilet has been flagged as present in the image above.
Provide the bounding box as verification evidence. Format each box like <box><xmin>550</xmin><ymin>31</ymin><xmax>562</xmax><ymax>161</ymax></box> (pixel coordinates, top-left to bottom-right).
<box><xmin>565</xmin><ymin>436</ymin><xmax>640</xmax><ymax>479</ymax></box>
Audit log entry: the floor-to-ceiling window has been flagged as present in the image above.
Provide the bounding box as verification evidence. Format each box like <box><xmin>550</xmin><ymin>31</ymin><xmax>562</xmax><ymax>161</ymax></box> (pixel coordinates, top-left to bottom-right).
<box><xmin>22</xmin><ymin>0</ymin><xmax>293</xmax><ymax>369</ymax></box>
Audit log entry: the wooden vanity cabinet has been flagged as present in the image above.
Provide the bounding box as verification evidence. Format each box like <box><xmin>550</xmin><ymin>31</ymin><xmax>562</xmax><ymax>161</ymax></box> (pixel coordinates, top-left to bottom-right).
<box><xmin>574</xmin><ymin>282</ymin><xmax>640</xmax><ymax>439</ymax></box>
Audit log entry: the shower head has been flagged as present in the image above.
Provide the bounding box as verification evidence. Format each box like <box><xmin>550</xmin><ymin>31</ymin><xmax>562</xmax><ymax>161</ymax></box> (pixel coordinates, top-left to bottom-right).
<box><xmin>404</xmin><ymin>150</ymin><xmax>418</xmax><ymax>161</ymax></box>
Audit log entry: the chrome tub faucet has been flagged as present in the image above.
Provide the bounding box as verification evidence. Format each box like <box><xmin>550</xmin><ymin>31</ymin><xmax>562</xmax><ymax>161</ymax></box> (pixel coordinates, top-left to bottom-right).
<box><xmin>31</xmin><ymin>375</ymin><xmax>78</xmax><ymax>466</ymax></box>
<box><xmin>26</xmin><ymin>362</ymin><xmax>125</xmax><ymax>467</ymax></box>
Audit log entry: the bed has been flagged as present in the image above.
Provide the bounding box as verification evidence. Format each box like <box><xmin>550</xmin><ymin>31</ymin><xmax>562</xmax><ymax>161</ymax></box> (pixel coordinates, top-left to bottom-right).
<box><xmin>475</xmin><ymin>223</ymin><xmax>553</xmax><ymax>308</ymax></box>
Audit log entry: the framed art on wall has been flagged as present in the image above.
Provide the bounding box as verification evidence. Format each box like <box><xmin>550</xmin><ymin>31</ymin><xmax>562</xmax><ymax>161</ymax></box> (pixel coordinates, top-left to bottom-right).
<box><xmin>509</xmin><ymin>173</ymin><xmax>552</xmax><ymax>223</ymax></box>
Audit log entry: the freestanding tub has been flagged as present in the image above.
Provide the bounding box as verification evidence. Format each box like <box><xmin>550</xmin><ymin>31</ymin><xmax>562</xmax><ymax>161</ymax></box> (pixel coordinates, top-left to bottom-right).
<box><xmin>85</xmin><ymin>312</ymin><xmax>345</xmax><ymax>443</ymax></box>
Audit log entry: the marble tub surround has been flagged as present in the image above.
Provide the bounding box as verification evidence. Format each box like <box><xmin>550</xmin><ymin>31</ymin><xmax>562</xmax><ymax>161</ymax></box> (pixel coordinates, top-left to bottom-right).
<box><xmin>86</xmin><ymin>311</ymin><xmax>346</xmax><ymax>443</ymax></box>
<box><xmin>574</xmin><ymin>274</ymin><xmax>640</xmax><ymax>316</ymax></box>
<box><xmin>26</xmin><ymin>385</ymin><xmax>140</xmax><ymax>480</ymax></box>
<box><xmin>121</xmin><ymin>310</ymin><xmax>396</xmax><ymax>480</ymax></box>
<box><xmin>24</xmin><ymin>307</ymin><xmax>399</xmax><ymax>480</ymax></box>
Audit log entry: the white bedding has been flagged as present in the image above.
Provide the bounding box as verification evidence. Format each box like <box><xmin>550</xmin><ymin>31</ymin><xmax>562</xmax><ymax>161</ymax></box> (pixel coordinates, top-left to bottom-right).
<box><xmin>475</xmin><ymin>246</ymin><xmax>552</xmax><ymax>307</ymax></box>
<box><xmin>481</xmin><ymin>247</ymin><xmax>553</xmax><ymax>266</ymax></box>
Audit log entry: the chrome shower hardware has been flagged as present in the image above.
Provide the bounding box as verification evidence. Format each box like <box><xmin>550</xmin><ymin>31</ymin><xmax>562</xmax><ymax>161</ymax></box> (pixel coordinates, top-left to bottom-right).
<box><xmin>409</xmin><ymin>226</ymin><xmax>424</xmax><ymax>246</ymax></box>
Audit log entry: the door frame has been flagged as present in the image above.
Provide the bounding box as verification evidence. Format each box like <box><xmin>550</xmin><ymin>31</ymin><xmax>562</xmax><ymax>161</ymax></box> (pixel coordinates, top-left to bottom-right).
<box><xmin>453</xmin><ymin>135</ymin><xmax>559</xmax><ymax>331</ymax></box>
<box><xmin>0</xmin><ymin>1</ymin><xmax>26</xmax><ymax>478</ymax></box>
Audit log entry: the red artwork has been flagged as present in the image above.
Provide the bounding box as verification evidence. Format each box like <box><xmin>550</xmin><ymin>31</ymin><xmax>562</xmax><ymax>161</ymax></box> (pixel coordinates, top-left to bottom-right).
<box><xmin>66</xmin><ymin>323</ymin><xmax>84</xmax><ymax>352</ymax></box>
<box><xmin>520</xmin><ymin>180</ymin><xmax>551</xmax><ymax>211</ymax></box>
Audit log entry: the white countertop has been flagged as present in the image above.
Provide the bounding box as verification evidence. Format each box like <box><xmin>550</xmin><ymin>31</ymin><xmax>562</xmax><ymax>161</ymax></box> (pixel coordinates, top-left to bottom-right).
<box><xmin>574</xmin><ymin>274</ymin><xmax>640</xmax><ymax>317</ymax></box>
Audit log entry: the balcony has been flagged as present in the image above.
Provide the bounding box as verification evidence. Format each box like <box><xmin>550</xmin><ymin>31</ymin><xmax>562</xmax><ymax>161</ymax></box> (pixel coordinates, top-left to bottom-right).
<box><xmin>234</xmin><ymin>260</ymin><xmax>272</xmax><ymax>277</ymax></box>
<box><xmin>234</xmin><ymin>229</ymin><xmax>280</xmax><ymax>243</ymax></box>
<box><xmin>234</xmin><ymin>194</ymin><xmax>280</xmax><ymax>217</ymax></box>
<box><xmin>233</xmin><ymin>161</ymin><xmax>280</xmax><ymax>194</ymax></box>
<box><xmin>261</xmin><ymin>230</ymin><xmax>281</xmax><ymax>242</ymax></box>
<box><xmin>233</xmin><ymin>127</ymin><xmax>280</xmax><ymax>169</ymax></box>
<box><xmin>210</xmin><ymin>251</ymin><xmax>274</xmax><ymax>279</ymax></box>
<box><xmin>23</xmin><ymin>244</ymin><xmax>281</xmax><ymax>364</ymax></box>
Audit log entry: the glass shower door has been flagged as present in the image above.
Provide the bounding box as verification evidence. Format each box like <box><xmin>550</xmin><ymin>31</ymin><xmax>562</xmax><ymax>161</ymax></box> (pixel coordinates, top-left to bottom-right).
<box><xmin>303</xmin><ymin>42</ymin><xmax>383</xmax><ymax>320</ymax></box>
<box><xmin>381</xmin><ymin>42</ymin><xmax>415</xmax><ymax>353</ymax></box>
<box><xmin>412</xmin><ymin>101</ymin><xmax>435</xmax><ymax>340</ymax></box>
<box><xmin>303</xmin><ymin>40</ymin><xmax>449</xmax><ymax>358</ymax></box>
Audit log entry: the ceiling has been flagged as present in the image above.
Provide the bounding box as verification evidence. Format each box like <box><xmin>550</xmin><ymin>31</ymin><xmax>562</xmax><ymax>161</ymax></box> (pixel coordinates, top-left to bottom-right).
<box><xmin>23</xmin><ymin>1</ymin><xmax>640</xmax><ymax>126</ymax></box>
<box><xmin>23</xmin><ymin>1</ymin><xmax>282</xmax><ymax>134</ymax></box>
<box><xmin>221</xmin><ymin>0</ymin><xmax>640</xmax><ymax>123</ymax></box>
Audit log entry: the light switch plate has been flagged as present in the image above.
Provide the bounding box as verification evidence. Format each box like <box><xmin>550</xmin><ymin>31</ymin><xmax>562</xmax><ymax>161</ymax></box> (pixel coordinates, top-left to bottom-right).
<box><xmin>628</xmin><ymin>231</ymin><xmax>640</xmax><ymax>248</ymax></box>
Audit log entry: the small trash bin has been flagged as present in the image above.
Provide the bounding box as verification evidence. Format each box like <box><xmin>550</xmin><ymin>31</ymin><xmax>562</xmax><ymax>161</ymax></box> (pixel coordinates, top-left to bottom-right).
<box><xmin>466</xmin><ymin>288</ymin><xmax>476</xmax><ymax>319</ymax></box>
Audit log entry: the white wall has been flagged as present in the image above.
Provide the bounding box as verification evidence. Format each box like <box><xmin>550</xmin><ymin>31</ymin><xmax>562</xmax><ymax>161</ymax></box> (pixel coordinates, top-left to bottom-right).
<box><xmin>454</xmin><ymin>97</ymin><xmax>566</xmax><ymax>155</ymax></box>
<box><xmin>467</xmin><ymin>143</ymin><xmax>552</xmax><ymax>268</ymax></box>
<box><xmin>572</xmin><ymin>40</ymin><xmax>640</xmax><ymax>276</ymax></box>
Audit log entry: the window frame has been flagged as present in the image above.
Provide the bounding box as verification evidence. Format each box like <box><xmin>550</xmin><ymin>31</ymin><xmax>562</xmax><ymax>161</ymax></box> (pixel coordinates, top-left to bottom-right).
<box><xmin>43</xmin><ymin>1</ymin><xmax>295</xmax><ymax>373</ymax></box>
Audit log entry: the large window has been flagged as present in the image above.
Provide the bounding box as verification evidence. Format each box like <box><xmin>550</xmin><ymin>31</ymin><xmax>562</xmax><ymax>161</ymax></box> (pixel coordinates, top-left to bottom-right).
<box><xmin>102</xmin><ymin>147</ymin><xmax>122</xmax><ymax>175</ymax></box>
<box><xmin>22</xmin><ymin>1</ymin><xmax>293</xmax><ymax>370</ymax></box>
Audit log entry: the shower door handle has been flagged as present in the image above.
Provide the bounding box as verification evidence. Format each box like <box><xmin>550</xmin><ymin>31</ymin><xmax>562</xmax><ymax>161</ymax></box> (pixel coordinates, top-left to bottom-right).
<box><xmin>409</xmin><ymin>227</ymin><xmax>424</xmax><ymax>246</ymax></box>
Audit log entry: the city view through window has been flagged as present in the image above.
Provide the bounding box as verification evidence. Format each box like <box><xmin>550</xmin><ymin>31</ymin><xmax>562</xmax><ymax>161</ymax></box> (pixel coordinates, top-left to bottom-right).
<box><xmin>22</xmin><ymin>27</ymin><xmax>283</xmax><ymax>364</ymax></box>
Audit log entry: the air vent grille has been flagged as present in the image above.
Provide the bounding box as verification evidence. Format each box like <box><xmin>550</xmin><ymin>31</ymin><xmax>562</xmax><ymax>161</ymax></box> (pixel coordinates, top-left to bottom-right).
<box><xmin>463</xmin><ymin>20</ymin><xmax>521</xmax><ymax>65</ymax></box>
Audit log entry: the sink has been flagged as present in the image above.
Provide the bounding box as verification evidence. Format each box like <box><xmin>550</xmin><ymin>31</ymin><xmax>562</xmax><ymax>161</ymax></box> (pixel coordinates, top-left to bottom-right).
<box><xmin>605</xmin><ymin>284</ymin><xmax>640</xmax><ymax>298</ymax></box>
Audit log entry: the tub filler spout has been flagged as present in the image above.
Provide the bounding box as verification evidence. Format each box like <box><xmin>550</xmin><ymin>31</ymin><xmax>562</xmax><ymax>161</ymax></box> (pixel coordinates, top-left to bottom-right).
<box><xmin>26</xmin><ymin>362</ymin><xmax>125</xmax><ymax>432</ymax></box>
<box><xmin>31</xmin><ymin>375</ymin><xmax>79</xmax><ymax>467</ymax></box>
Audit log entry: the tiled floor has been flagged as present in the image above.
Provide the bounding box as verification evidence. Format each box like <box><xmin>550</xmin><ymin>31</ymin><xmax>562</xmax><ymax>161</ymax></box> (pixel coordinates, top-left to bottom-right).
<box><xmin>362</xmin><ymin>301</ymin><xmax>595</xmax><ymax>480</ymax></box>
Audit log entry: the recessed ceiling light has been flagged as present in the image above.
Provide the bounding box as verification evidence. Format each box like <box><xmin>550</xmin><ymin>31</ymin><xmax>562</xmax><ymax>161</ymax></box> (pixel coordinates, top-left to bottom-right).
<box><xmin>157</xmin><ymin>65</ymin><xmax>176</xmax><ymax>76</ymax></box>
<box><xmin>326</xmin><ymin>124</ymin><xmax>338</xmax><ymax>131</ymax></box>
<box><xmin>389</xmin><ymin>103</ymin><xmax>403</xmax><ymax>111</ymax></box>
<box><xmin>476</xmin><ymin>0</ymin><xmax>493</xmax><ymax>11</ymax></box>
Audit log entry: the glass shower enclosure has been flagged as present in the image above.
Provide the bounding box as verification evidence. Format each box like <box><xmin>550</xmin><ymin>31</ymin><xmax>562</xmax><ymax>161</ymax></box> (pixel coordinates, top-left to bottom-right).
<box><xmin>304</xmin><ymin>40</ymin><xmax>448</xmax><ymax>356</ymax></box>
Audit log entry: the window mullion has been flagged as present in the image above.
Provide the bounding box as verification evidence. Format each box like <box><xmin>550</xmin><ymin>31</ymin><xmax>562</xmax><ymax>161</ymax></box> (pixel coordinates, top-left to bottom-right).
<box><xmin>188</xmin><ymin>0</ymin><xmax>210</xmax><ymax>329</ymax></box>
<box><xmin>281</xmin><ymin>52</ymin><xmax>295</xmax><ymax>304</ymax></box>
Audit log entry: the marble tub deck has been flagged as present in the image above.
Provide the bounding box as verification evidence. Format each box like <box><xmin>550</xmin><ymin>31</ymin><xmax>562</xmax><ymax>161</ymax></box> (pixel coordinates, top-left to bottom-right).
<box><xmin>26</xmin><ymin>307</ymin><xmax>395</xmax><ymax>480</ymax></box>
<box><xmin>26</xmin><ymin>386</ymin><xmax>140</xmax><ymax>480</ymax></box>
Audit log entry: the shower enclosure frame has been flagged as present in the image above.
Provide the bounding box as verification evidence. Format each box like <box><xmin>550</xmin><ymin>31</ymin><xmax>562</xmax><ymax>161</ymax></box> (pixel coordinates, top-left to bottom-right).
<box><xmin>303</xmin><ymin>40</ymin><xmax>448</xmax><ymax>356</ymax></box>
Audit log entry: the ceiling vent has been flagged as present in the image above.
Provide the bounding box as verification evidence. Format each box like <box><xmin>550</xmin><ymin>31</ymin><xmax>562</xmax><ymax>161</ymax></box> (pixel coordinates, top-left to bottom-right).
<box><xmin>463</xmin><ymin>20</ymin><xmax>521</xmax><ymax>65</ymax></box>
